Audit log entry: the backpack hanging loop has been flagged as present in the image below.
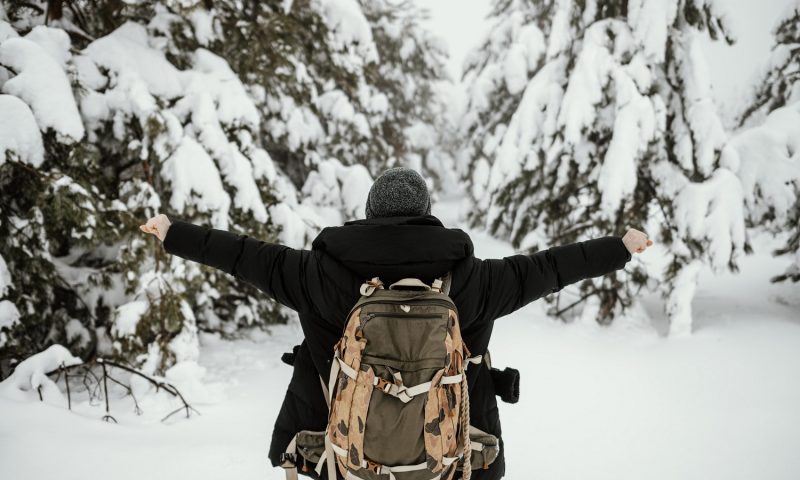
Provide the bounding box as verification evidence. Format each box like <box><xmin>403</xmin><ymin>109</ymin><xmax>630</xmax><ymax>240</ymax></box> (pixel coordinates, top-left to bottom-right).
<box><xmin>388</xmin><ymin>278</ymin><xmax>431</xmax><ymax>291</ymax></box>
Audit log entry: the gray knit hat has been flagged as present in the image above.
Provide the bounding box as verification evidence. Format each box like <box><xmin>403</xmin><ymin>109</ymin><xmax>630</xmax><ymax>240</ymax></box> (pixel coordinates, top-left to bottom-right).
<box><xmin>365</xmin><ymin>167</ymin><xmax>432</xmax><ymax>219</ymax></box>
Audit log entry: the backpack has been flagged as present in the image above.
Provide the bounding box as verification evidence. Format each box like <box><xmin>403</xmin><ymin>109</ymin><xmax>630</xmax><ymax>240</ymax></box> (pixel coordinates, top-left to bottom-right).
<box><xmin>280</xmin><ymin>275</ymin><xmax>499</xmax><ymax>480</ymax></box>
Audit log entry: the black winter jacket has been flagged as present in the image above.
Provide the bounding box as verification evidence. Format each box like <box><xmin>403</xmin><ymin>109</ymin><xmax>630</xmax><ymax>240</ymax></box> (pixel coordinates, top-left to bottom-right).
<box><xmin>163</xmin><ymin>215</ymin><xmax>632</xmax><ymax>479</ymax></box>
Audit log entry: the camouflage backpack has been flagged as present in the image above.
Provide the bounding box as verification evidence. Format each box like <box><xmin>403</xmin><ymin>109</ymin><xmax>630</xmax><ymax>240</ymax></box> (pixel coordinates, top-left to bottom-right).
<box><xmin>280</xmin><ymin>275</ymin><xmax>499</xmax><ymax>480</ymax></box>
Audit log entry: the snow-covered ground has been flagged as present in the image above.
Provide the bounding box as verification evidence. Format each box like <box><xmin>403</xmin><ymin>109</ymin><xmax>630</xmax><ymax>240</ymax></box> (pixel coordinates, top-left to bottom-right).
<box><xmin>1</xmin><ymin>200</ymin><xmax>799</xmax><ymax>480</ymax></box>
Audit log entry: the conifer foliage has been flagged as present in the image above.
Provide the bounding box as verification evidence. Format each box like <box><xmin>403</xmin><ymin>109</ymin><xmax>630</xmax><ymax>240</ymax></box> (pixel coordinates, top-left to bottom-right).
<box><xmin>0</xmin><ymin>0</ymin><xmax>453</xmax><ymax>378</ymax></box>
<box><xmin>724</xmin><ymin>2</ymin><xmax>800</xmax><ymax>284</ymax></box>
<box><xmin>460</xmin><ymin>0</ymin><xmax>746</xmax><ymax>335</ymax></box>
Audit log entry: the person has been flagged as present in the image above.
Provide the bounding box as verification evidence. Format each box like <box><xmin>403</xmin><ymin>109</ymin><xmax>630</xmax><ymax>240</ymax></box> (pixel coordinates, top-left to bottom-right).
<box><xmin>140</xmin><ymin>167</ymin><xmax>652</xmax><ymax>479</ymax></box>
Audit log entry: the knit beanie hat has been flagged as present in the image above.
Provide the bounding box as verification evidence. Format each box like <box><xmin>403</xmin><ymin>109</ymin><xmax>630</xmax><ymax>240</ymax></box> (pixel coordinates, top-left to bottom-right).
<box><xmin>365</xmin><ymin>167</ymin><xmax>432</xmax><ymax>219</ymax></box>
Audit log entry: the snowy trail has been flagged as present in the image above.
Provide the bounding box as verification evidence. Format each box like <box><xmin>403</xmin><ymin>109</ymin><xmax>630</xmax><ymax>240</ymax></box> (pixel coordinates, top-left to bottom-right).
<box><xmin>2</xmin><ymin>206</ymin><xmax>799</xmax><ymax>480</ymax></box>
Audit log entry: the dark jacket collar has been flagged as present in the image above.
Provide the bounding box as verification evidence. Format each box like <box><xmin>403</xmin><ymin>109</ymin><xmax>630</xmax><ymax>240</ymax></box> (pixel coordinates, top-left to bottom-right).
<box><xmin>311</xmin><ymin>215</ymin><xmax>474</xmax><ymax>282</ymax></box>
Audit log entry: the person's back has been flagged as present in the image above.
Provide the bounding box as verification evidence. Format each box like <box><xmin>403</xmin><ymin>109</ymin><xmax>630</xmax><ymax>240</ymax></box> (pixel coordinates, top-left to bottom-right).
<box><xmin>141</xmin><ymin>167</ymin><xmax>652</xmax><ymax>479</ymax></box>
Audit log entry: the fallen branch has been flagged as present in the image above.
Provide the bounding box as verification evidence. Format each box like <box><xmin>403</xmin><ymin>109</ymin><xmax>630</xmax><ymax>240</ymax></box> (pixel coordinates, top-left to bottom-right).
<box><xmin>45</xmin><ymin>358</ymin><xmax>199</xmax><ymax>423</ymax></box>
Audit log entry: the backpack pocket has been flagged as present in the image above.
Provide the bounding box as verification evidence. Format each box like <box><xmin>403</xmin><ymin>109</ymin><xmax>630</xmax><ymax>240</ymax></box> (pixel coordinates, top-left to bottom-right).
<box><xmin>458</xmin><ymin>426</ymin><xmax>500</xmax><ymax>471</ymax></box>
<box><xmin>295</xmin><ymin>430</ymin><xmax>326</xmax><ymax>465</ymax></box>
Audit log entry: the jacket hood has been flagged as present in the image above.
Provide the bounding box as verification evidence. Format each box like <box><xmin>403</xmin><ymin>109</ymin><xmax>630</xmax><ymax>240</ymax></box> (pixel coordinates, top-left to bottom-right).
<box><xmin>311</xmin><ymin>215</ymin><xmax>474</xmax><ymax>282</ymax></box>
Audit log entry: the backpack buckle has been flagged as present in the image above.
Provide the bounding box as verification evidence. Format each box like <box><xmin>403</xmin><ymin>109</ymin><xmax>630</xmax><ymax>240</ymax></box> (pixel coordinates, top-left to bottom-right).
<box><xmin>365</xmin><ymin>460</ymin><xmax>382</xmax><ymax>474</ymax></box>
<box><xmin>375</xmin><ymin>377</ymin><xmax>394</xmax><ymax>393</ymax></box>
<box><xmin>279</xmin><ymin>452</ymin><xmax>296</xmax><ymax>467</ymax></box>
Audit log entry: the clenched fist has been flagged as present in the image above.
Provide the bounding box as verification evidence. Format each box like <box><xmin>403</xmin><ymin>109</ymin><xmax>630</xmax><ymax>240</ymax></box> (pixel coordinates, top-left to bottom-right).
<box><xmin>622</xmin><ymin>228</ymin><xmax>653</xmax><ymax>255</ymax></box>
<box><xmin>139</xmin><ymin>214</ymin><xmax>171</xmax><ymax>242</ymax></box>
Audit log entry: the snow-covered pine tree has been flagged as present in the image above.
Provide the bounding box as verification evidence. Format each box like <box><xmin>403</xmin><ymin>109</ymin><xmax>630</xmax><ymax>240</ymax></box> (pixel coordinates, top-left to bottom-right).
<box><xmin>460</xmin><ymin>0</ymin><xmax>746</xmax><ymax>334</ymax></box>
<box><xmin>361</xmin><ymin>0</ymin><xmax>457</xmax><ymax>190</ymax></box>
<box><xmin>723</xmin><ymin>1</ymin><xmax>800</xmax><ymax>283</ymax></box>
<box><xmin>0</xmin><ymin>0</ymin><xmax>455</xmax><ymax>377</ymax></box>
<box><xmin>154</xmin><ymin>0</ymin><xmax>454</xmax><ymax>222</ymax></box>
<box><xmin>737</xmin><ymin>2</ymin><xmax>800</xmax><ymax>128</ymax></box>
<box><xmin>0</xmin><ymin>2</ymin><xmax>305</xmax><ymax>378</ymax></box>
<box><xmin>0</xmin><ymin>15</ymin><xmax>119</xmax><ymax>378</ymax></box>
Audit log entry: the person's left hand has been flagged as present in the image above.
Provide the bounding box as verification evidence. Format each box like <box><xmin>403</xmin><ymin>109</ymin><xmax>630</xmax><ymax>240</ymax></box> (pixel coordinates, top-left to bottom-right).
<box><xmin>622</xmin><ymin>228</ymin><xmax>653</xmax><ymax>255</ymax></box>
<box><xmin>139</xmin><ymin>214</ymin><xmax>171</xmax><ymax>242</ymax></box>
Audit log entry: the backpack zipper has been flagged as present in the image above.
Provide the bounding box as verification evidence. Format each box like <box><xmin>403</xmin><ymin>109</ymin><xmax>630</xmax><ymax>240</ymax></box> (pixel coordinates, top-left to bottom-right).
<box><xmin>362</xmin><ymin>312</ymin><xmax>444</xmax><ymax>321</ymax></box>
<box><xmin>354</xmin><ymin>298</ymin><xmax>456</xmax><ymax>312</ymax></box>
<box><xmin>345</xmin><ymin>299</ymin><xmax>458</xmax><ymax>329</ymax></box>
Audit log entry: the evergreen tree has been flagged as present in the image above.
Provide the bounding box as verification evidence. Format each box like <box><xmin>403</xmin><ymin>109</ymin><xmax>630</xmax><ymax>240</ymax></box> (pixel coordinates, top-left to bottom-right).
<box><xmin>151</xmin><ymin>0</ymin><xmax>455</xmax><ymax>211</ymax></box>
<box><xmin>460</xmin><ymin>0</ymin><xmax>746</xmax><ymax>335</ymax></box>
<box><xmin>361</xmin><ymin>0</ymin><xmax>456</xmax><ymax>189</ymax></box>
<box><xmin>0</xmin><ymin>0</ymin><xmax>452</xmax><ymax>377</ymax></box>
<box><xmin>724</xmin><ymin>2</ymin><xmax>800</xmax><ymax>283</ymax></box>
<box><xmin>0</xmin><ymin>5</ymin><xmax>294</xmax><ymax>378</ymax></box>
<box><xmin>737</xmin><ymin>2</ymin><xmax>800</xmax><ymax>128</ymax></box>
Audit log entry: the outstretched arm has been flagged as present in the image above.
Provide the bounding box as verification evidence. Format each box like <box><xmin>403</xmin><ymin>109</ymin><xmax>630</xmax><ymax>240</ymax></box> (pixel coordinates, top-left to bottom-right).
<box><xmin>140</xmin><ymin>214</ymin><xmax>315</xmax><ymax>313</ymax></box>
<box><xmin>477</xmin><ymin>229</ymin><xmax>652</xmax><ymax>320</ymax></box>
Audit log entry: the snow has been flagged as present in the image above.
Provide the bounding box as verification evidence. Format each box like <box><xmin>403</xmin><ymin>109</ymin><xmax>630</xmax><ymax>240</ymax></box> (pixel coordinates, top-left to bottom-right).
<box><xmin>301</xmin><ymin>158</ymin><xmax>373</xmax><ymax>225</ymax></box>
<box><xmin>1</xmin><ymin>3</ymin><xmax>798</xmax><ymax>478</ymax></box>
<box><xmin>672</xmin><ymin>168</ymin><xmax>746</xmax><ymax>272</ymax></box>
<box><xmin>518</xmin><ymin>24</ymin><xmax>546</xmax><ymax>70</ymax></box>
<box><xmin>0</xmin><ymin>300</ymin><xmax>19</xmax><ymax>347</ymax></box>
<box><xmin>665</xmin><ymin>259</ymin><xmax>703</xmax><ymax>337</ymax></box>
<box><xmin>497</xmin><ymin>273</ymin><xmax>800</xmax><ymax>480</ymax></box>
<box><xmin>559</xmin><ymin>20</ymin><xmax>633</xmax><ymax>148</ymax></box>
<box><xmin>83</xmin><ymin>22</ymin><xmax>183</xmax><ymax>100</ymax></box>
<box><xmin>268</xmin><ymin>203</ymin><xmax>310</xmax><ymax>249</ymax></box>
<box><xmin>698</xmin><ymin>0</ymin><xmax>795</xmax><ymax>118</ymax></box>
<box><xmin>598</xmin><ymin>67</ymin><xmax>657</xmax><ymax>216</ymax></box>
<box><xmin>316</xmin><ymin>0</ymin><xmax>378</xmax><ymax>62</ymax></box>
<box><xmin>0</xmin><ymin>94</ymin><xmax>44</xmax><ymax>167</ymax></box>
<box><xmin>164</xmin><ymin>359</ymin><xmax>221</xmax><ymax>404</ymax></box>
<box><xmin>113</xmin><ymin>300</ymin><xmax>149</xmax><ymax>338</ymax></box>
<box><xmin>169</xmin><ymin>300</ymin><xmax>200</xmax><ymax>363</ymax></box>
<box><xmin>284</xmin><ymin>103</ymin><xmax>325</xmax><ymax>151</ymax></box>
<box><xmin>722</xmin><ymin>101</ymin><xmax>800</xmax><ymax>225</ymax></box>
<box><xmin>487</xmin><ymin>60</ymin><xmax>561</xmax><ymax>201</ymax></box>
<box><xmin>0</xmin><ymin>20</ymin><xmax>17</xmax><ymax>43</ymax></box>
<box><xmin>503</xmin><ymin>43</ymin><xmax>529</xmax><ymax>95</ymax></box>
<box><xmin>0</xmin><ymin>37</ymin><xmax>85</xmax><ymax>143</ymax></box>
<box><xmin>225</xmin><ymin>150</ymin><xmax>269</xmax><ymax>222</ymax></box>
<box><xmin>189</xmin><ymin>48</ymin><xmax>260</xmax><ymax>129</ymax></box>
<box><xmin>0</xmin><ymin>254</ymin><xmax>10</xmax><ymax>296</ymax></box>
<box><xmin>160</xmin><ymin>137</ymin><xmax>231</xmax><ymax>230</ymax></box>
<box><xmin>64</xmin><ymin>319</ymin><xmax>91</xmax><ymax>348</ymax></box>
<box><xmin>317</xmin><ymin>89</ymin><xmax>357</xmax><ymax>125</ymax></box>
<box><xmin>2</xmin><ymin>203</ymin><xmax>799</xmax><ymax>479</ymax></box>
<box><xmin>627</xmin><ymin>0</ymin><xmax>679</xmax><ymax>62</ymax></box>
<box><xmin>23</xmin><ymin>26</ymin><xmax>71</xmax><ymax>67</ymax></box>
<box><xmin>0</xmin><ymin>344</ymin><xmax>82</xmax><ymax>402</ymax></box>
<box><xmin>502</xmin><ymin>18</ymin><xmax>545</xmax><ymax>95</ymax></box>
<box><xmin>249</xmin><ymin>147</ymin><xmax>278</xmax><ymax>184</ymax></box>
<box><xmin>678</xmin><ymin>32</ymin><xmax>728</xmax><ymax>177</ymax></box>
<box><xmin>338</xmin><ymin>163</ymin><xmax>372</xmax><ymax>216</ymax></box>
<box><xmin>546</xmin><ymin>0</ymin><xmax>572</xmax><ymax>60</ymax></box>
<box><xmin>188</xmin><ymin>9</ymin><xmax>218</xmax><ymax>46</ymax></box>
<box><xmin>175</xmin><ymin>51</ymin><xmax>267</xmax><ymax>222</ymax></box>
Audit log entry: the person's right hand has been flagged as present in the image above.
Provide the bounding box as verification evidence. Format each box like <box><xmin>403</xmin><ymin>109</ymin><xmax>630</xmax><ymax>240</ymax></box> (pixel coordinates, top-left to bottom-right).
<box><xmin>139</xmin><ymin>214</ymin><xmax>171</xmax><ymax>242</ymax></box>
<box><xmin>622</xmin><ymin>228</ymin><xmax>653</xmax><ymax>255</ymax></box>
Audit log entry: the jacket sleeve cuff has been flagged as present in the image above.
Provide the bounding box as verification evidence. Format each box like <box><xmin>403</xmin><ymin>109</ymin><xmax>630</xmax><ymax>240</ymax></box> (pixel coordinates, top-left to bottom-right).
<box><xmin>616</xmin><ymin>236</ymin><xmax>633</xmax><ymax>264</ymax></box>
